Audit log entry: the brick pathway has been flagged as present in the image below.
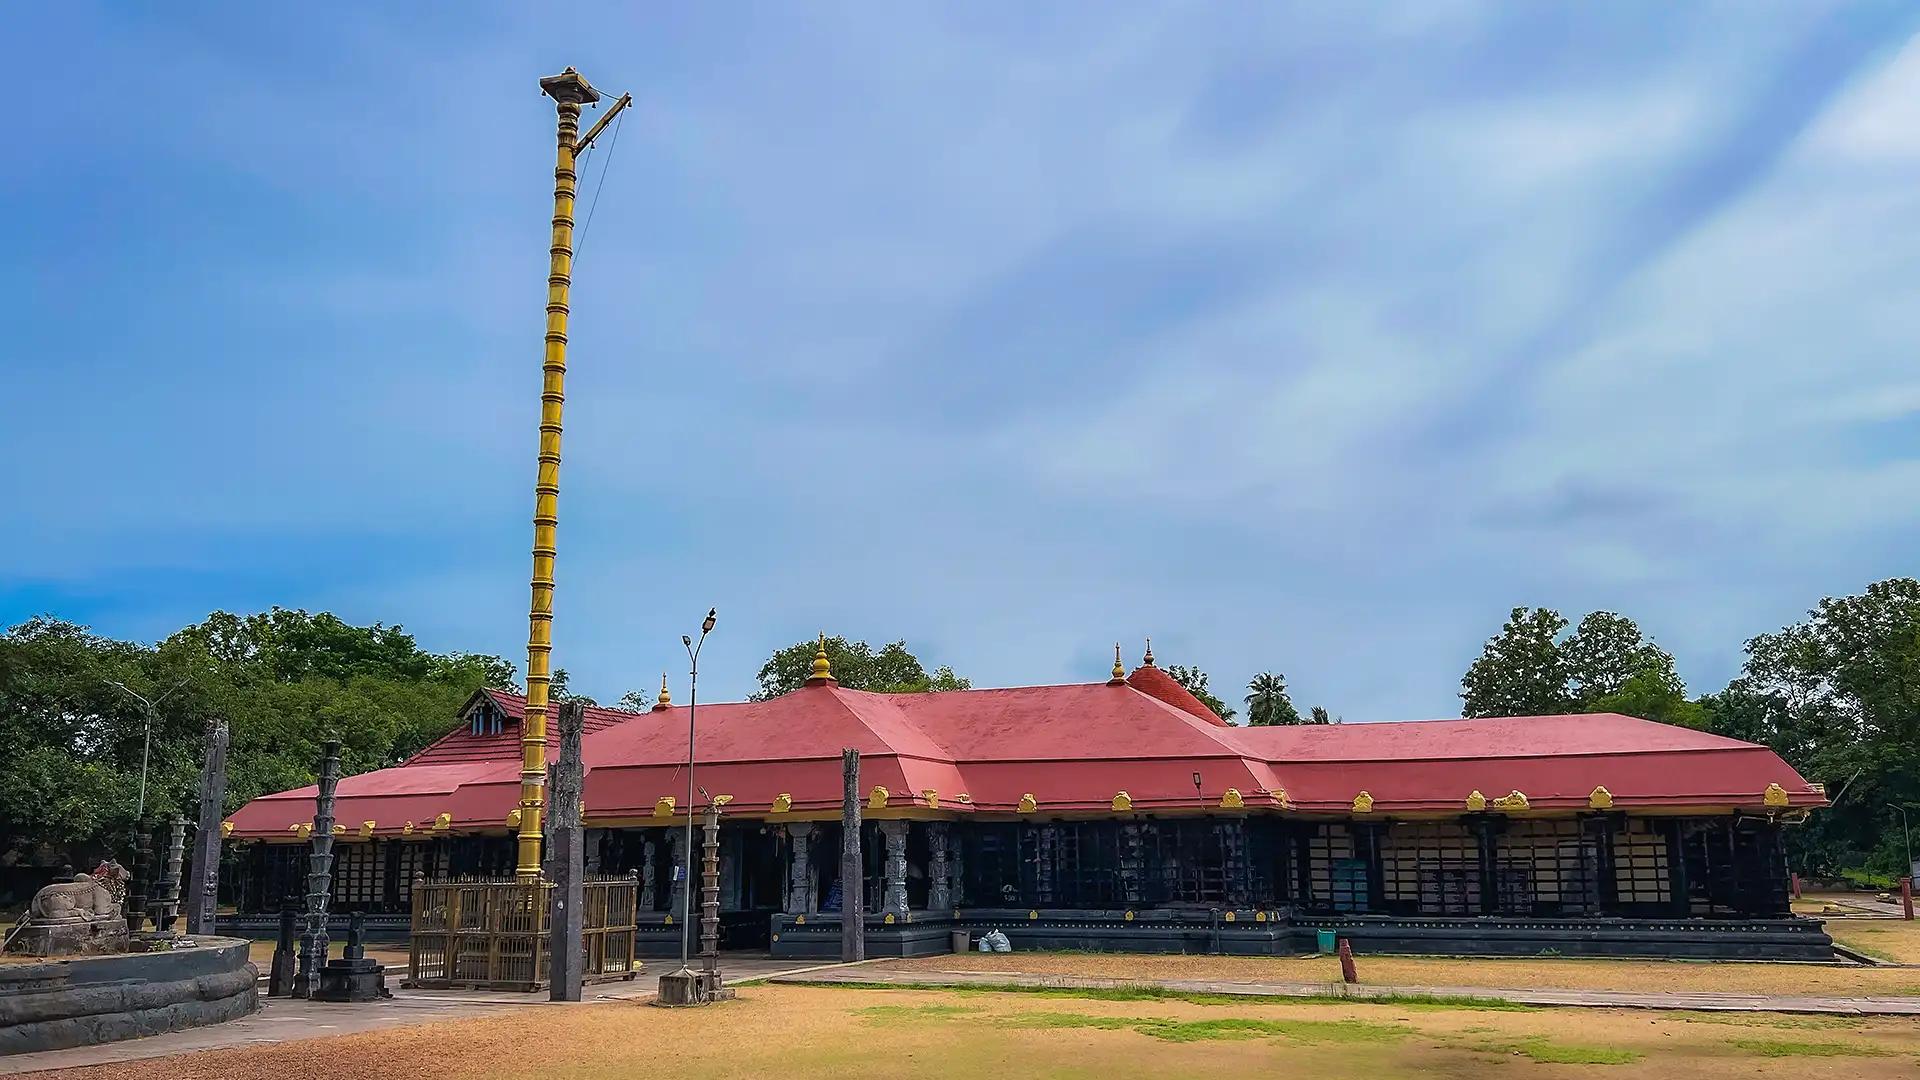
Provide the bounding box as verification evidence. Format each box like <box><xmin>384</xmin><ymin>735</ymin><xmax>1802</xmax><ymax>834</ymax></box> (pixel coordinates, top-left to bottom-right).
<box><xmin>771</xmin><ymin>964</ymin><xmax>1920</xmax><ymax>1016</ymax></box>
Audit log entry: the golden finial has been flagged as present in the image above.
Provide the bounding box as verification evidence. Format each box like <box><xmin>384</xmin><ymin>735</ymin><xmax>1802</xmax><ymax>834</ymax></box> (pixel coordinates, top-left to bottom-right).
<box><xmin>652</xmin><ymin>672</ymin><xmax>672</xmax><ymax>711</ymax></box>
<box><xmin>1109</xmin><ymin>643</ymin><xmax>1126</xmax><ymax>684</ymax></box>
<box><xmin>806</xmin><ymin>632</ymin><xmax>837</xmax><ymax>686</ymax></box>
<box><xmin>1143</xmin><ymin>637</ymin><xmax>1155</xmax><ymax>667</ymax></box>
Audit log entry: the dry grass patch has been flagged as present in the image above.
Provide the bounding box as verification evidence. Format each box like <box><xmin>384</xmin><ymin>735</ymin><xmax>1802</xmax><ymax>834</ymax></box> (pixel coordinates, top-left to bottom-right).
<box><xmin>31</xmin><ymin>984</ymin><xmax>1920</xmax><ymax>1080</ymax></box>
<box><xmin>884</xmin><ymin>948</ymin><xmax>1920</xmax><ymax>996</ymax></box>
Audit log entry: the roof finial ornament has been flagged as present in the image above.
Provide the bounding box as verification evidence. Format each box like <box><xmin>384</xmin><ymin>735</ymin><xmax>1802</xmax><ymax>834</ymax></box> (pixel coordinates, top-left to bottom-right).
<box><xmin>1143</xmin><ymin>636</ymin><xmax>1155</xmax><ymax>667</ymax></box>
<box><xmin>1109</xmin><ymin>643</ymin><xmax>1126</xmax><ymax>685</ymax></box>
<box><xmin>806</xmin><ymin>632</ymin><xmax>837</xmax><ymax>686</ymax></box>
<box><xmin>651</xmin><ymin>672</ymin><xmax>671</xmax><ymax>711</ymax></box>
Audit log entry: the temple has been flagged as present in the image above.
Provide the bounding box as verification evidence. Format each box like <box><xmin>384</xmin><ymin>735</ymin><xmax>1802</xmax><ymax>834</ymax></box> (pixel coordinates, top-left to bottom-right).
<box><xmin>225</xmin><ymin>645</ymin><xmax>1831</xmax><ymax>960</ymax></box>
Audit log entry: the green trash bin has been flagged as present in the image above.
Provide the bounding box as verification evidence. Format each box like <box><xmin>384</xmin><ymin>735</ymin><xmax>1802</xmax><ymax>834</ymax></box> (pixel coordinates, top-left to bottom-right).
<box><xmin>1316</xmin><ymin>930</ymin><xmax>1337</xmax><ymax>954</ymax></box>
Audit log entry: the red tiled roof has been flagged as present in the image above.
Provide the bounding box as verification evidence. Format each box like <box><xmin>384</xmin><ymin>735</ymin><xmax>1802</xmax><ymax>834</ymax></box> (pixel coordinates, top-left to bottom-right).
<box><xmin>227</xmin><ymin>675</ymin><xmax>1825</xmax><ymax>838</ymax></box>
<box><xmin>1124</xmin><ymin>664</ymin><xmax>1229</xmax><ymax>726</ymax></box>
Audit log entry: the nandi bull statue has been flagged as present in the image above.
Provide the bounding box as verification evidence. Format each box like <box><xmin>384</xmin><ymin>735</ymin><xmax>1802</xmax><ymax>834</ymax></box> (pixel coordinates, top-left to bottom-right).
<box><xmin>4</xmin><ymin>860</ymin><xmax>133</xmax><ymax>956</ymax></box>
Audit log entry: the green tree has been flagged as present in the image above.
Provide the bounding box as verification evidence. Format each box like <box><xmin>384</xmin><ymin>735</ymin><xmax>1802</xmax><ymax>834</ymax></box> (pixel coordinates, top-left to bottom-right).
<box><xmin>1243</xmin><ymin>671</ymin><xmax>1302</xmax><ymax>726</ymax></box>
<box><xmin>549</xmin><ymin>668</ymin><xmax>595</xmax><ymax>706</ymax></box>
<box><xmin>1705</xmin><ymin>579</ymin><xmax>1920</xmax><ymax>879</ymax></box>
<box><xmin>1460</xmin><ymin>607</ymin><xmax>1574</xmax><ymax>717</ymax></box>
<box><xmin>1308</xmin><ymin>705</ymin><xmax>1336</xmax><ymax>725</ymax></box>
<box><xmin>615</xmin><ymin>689</ymin><xmax>651</xmax><ymax>712</ymax></box>
<box><xmin>1165</xmin><ymin>665</ymin><xmax>1237</xmax><ymax>722</ymax></box>
<box><xmin>753</xmin><ymin>636</ymin><xmax>970</xmax><ymax>700</ymax></box>
<box><xmin>0</xmin><ymin>609</ymin><xmax>514</xmax><ymax>873</ymax></box>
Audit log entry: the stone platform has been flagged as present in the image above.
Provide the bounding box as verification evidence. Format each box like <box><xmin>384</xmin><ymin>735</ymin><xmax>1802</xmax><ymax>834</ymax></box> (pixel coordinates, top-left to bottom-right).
<box><xmin>0</xmin><ymin>937</ymin><xmax>257</xmax><ymax>1056</ymax></box>
<box><xmin>764</xmin><ymin>907</ymin><xmax>1833</xmax><ymax>962</ymax></box>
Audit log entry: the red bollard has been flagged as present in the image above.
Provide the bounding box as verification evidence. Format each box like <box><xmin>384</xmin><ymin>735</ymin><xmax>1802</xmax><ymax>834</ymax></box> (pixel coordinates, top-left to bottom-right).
<box><xmin>1337</xmin><ymin>937</ymin><xmax>1358</xmax><ymax>984</ymax></box>
<box><xmin>1902</xmin><ymin>876</ymin><xmax>1914</xmax><ymax>921</ymax></box>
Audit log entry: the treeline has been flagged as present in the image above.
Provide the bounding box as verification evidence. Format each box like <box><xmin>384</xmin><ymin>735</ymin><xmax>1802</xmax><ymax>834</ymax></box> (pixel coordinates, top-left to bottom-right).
<box><xmin>6</xmin><ymin>579</ymin><xmax>1913</xmax><ymax>885</ymax></box>
<box><xmin>0</xmin><ymin>609</ymin><xmax>520</xmax><ymax>870</ymax></box>
<box><xmin>1454</xmin><ymin>579</ymin><xmax>1920</xmax><ymax>882</ymax></box>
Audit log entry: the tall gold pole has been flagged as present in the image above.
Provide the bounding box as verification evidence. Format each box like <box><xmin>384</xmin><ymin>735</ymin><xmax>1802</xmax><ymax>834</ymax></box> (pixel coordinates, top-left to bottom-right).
<box><xmin>517</xmin><ymin>68</ymin><xmax>600</xmax><ymax>882</ymax></box>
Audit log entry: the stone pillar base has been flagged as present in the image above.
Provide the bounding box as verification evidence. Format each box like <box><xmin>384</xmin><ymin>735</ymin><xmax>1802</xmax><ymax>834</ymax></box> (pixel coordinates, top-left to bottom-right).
<box><xmin>315</xmin><ymin>959</ymin><xmax>391</xmax><ymax>1002</ymax></box>
<box><xmin>652</xmin><ymin>968</ymin><xmax>734</xmax><ymax>1007</ymax></box>
<box><xmin>5</xmin><ymin>920</ymin><xmax>130</xmax><ymax>957</ymax></box>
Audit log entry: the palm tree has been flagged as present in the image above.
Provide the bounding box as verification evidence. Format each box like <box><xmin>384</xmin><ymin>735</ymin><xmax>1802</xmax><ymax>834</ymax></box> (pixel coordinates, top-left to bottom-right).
<box><xmin>1244</xmin><ymin>672</ymin><xmax>1302</xmax><ymax>726</ymax></box>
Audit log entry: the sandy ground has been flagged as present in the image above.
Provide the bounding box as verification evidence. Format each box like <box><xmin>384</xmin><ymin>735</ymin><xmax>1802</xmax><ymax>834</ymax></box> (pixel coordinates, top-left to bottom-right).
<box><xmin>27</xmin><ymin>984</ymin><xmax>1920</xmax><ymax>1080</ymax></box>
<box><xmin>885</xmin><ymin>949</ymin><xmax>1920</xmax><ymax>996</ymax></box>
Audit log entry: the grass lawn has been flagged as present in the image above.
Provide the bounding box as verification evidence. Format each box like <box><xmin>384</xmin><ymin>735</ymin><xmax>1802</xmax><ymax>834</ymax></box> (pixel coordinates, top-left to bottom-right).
<box><xmin>883</xmin><ymin>948</ymin><xmax>1920</xmax><ymax>996</ymax></box>
<box><xmin>1827</xmin><ymin>919</ymin><xmax>1920</xmax><ymax>964</ymax></box>
<box><xmin>33</xmin><ymin>984</ymin><xmax>1920</xmax><ymax>1080</ymax></box>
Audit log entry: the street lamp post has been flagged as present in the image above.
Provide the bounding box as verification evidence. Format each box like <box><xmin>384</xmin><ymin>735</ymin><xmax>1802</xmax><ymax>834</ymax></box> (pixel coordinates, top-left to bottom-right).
<box><xmin>677</xmin><ymin>608</ymin><xmax>717</xmax><ymax>976</ymax></box>
<box><xmin>107</xmin><ymin>678</ymin><xmax>191</xmax><ymax>830</ymax></box>
<box><xmin>1894</xmin><ymin>804</ymin><xmax>1913</xmax><ymax>879</ymax></box>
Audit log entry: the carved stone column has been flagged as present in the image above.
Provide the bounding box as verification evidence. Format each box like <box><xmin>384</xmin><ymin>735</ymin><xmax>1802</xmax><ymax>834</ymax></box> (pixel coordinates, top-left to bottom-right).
<box><xmin>926</xmin><ymin>822</ymin><xmax>952</xmax><ymax>912</ymax></box>
<box><xmin>878</xmin><ymin>820</ymin><xmax>909</xmax><ymax>916</ymax></box>
<box><xmin>786</xmin><ymin>822</ymin><xmax>816</xmax><ymax>914</ymax></box>
<box><xmin>187</xmin><ymin>719</ymin><xmax>229</xmax><ymax>937</ymax></box>
<box><xmin>950</xmin><ymin>828</ymin><xmax>965</xmax><ymax>907</ymax></box>
<box><xmin>294</xmin><ymin>740</ymin><xmax>341</xmax><ymax>999</ymax></box>
<box><xmin>638</xmin><ymin>834</ymin><xmax>659</xmax><ymax>910</ymax></box>
<box><xmin>699</xmin><ymin>806</ymin><xmax>720</xmax><ymax>976</ymax></box>
<box><xmin>159</xmin><ymin>817</ymin><xmax>188</xmax><ymax>932</ymax></box>
<box><xmin>548</xmin><ymin>701</ymin><xmax>585</xmax><ymax>1002</ymax></box>
<box><xmin>1220</xmin><ymin>819</ymin><xmax>1249</xmax><ymax>907</ymax></box>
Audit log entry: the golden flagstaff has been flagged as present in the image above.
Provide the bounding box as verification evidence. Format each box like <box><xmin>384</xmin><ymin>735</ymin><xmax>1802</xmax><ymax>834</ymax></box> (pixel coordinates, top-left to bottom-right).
<box><xmin>517</xmin><ymin>68</ymin><xmax>631</xmax><ymax>881</ymax></box>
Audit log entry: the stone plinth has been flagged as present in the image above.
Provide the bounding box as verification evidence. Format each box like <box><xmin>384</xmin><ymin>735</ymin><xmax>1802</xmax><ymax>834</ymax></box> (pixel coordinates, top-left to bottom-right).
<box><xmin>6</xmin><ymin>919</ymin><xmax>129</xmax><ymax>958</ymax></box>
<box><xmin>654</xmin><ymin>968</ymin><xmax>732</xmax><ymax>1007</ymax></box>
<box><xmin>315</xmin><ymin>957</ymin><xmax>389</xmax><ymax>1002</ymax></box>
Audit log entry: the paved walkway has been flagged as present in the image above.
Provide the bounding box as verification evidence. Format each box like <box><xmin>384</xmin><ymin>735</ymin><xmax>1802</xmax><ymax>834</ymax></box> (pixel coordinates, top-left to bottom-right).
<box><xmin>1</xmin><ymin>955</ymin><xmax>823</xmax><ymax>1076</ymax></box>
<box><xmin>771</xmin><ymin>964</ymin><xmax>1920</xmax><ymax>1017</ymax></box>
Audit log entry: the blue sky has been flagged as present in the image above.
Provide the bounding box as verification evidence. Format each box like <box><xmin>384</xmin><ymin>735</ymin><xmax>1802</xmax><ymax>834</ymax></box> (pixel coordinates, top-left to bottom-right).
<box><xmin>5</xmin><ymin>3</ymin><xmax>1919</xmax><ymax>718</ymax></box>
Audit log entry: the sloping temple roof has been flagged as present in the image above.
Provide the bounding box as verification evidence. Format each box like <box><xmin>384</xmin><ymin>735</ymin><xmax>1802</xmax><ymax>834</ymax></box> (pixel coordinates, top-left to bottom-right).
<box><xmin>228</xmin><ymin>673</ymin><xmax>1823</xmax><ymax>839</ymax></box>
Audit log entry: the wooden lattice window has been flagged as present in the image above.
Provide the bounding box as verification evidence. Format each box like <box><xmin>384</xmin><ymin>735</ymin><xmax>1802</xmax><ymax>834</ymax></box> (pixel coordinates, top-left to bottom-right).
<box><xmin>1381</xmin><ymin>821</ymin><xmax>1479</xmax><ymax>915</ymax></box>
<box><xmin>1303</xmin><ymin>824</ymin><xmax>1365</xmax><ymax>912</ymax></box>
<box><xmin>1611</xmin><ymin>818</ymin><xmax>1671</xmax><ymax>911</ymax></box>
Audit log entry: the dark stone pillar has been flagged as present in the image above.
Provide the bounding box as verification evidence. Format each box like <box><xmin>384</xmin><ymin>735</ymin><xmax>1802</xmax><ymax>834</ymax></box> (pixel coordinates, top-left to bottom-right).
<box><xmin>840</xmin><ymin>748</ymin><xmax>864</xmax><ymax>962</ymax></box>
<box><xmin>1119</xmin><ymin>822</ymin><xmax>1144</xmax><ymax>905</ymax></box>
<box><xmin>548</xmin><ymin>702</ymin><xmax>585</xmax><ymax>1002</ymax></box>
<box><xmin>188</xmin><ymin>720</ymin><xmax>229</xmax><ymax>936</ymax></box>
<box><xmin>638</xmin><ymin>833</ymin><xmax>658</xmax><ymax>910</ymax></box>
<box><xmin>267</xmin><ymin>905</ymin><xmax>297</xmax><ymax>997</ymax></box>
<box><xmin>785</xmin><ymin>822</ymin><xmax>816</xmax><ymax>915</ymax></box>
<box><xmin>950</xmin><ymin>825</ymin><xmax>966</xmax><ymax>907</ymax></box>
<box><xmin>878</xmin><ymin>820</ymin><xmax>909</xmax><ymax>916</ymax></box>
<box><xmin>293</xmin><ymin>740</ymin><xmax>341</xmax><ymax>999</ymax></box>
<box><xmin>1359</xmin><ymin>823</ymin><xmax>1386</xmax><ymax>913</ymax></box>
<box><xmin>1222</xmin><ymin>820</ymin><xmax>1251</xmax><ymax>907</ymax></box>
<box><xmin>667</xmin><ymin>829</ymin><xmax>688</xmax><ymax>924</ymax></box>
<box><xmin>1473</xmin><ymin>817</ymin><xmax>1501</xmax><ymax>916</ymax></box>
<box><xmin>1583</xmin><ymin>814</ymin><xmax>1619</xmax><ymax>915</ymax></box>
<box><xmin>126</xmin><ymin>821</ymin><xmax>154</xmax><ymax>935</ymax></box>
<box><xmin>926</xmin><ymin>822</ymin><xmax>951</xmax><ymax>912</ymax></box>
<box><xmin>1666</xmin><ymin>819</ymin><xmax>1691</xmax><ymax>917</ymax></box>
<box><xmin>1293</xmin><ymin>828</ymin><xmax>1314</xmax><ymax>909</ymax></box>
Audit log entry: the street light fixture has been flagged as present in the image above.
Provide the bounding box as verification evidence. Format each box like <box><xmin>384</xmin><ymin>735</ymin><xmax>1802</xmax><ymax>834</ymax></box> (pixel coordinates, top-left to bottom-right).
<box><xmin>677</xmin><ymin>608</ymin><xmax>717</xmax><ymax>977</ymax></box>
